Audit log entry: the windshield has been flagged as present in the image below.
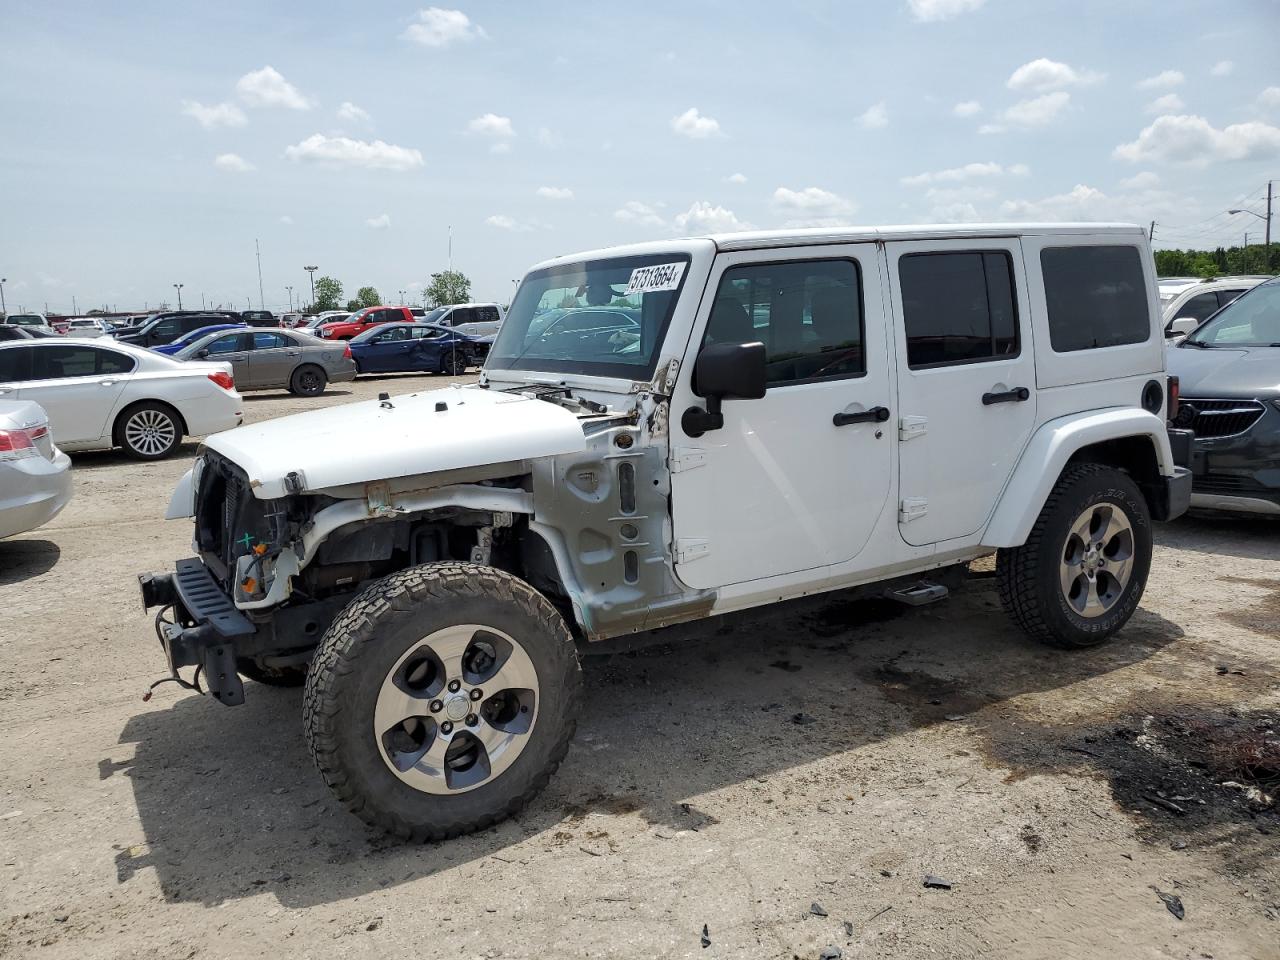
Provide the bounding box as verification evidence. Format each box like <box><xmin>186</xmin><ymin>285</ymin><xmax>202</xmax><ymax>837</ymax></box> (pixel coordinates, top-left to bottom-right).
<box><xmin>1184</xmin><ymin>282</ymin><xmax>1280</xmax><ymax>347</ymax></box>
<box><xmin>487</xmin><ymin>253</ymin><xmax>690</xmax><ymax>379</ymax></box>
<box><xmin>421</xmin><ymin>307</ymin><xmax>448</xmax><ymax>323</ymax></box>
<box><xmin>7</xmin><ymin>315</ymin><xmax>44</xmax><ymax>326</ymax></box>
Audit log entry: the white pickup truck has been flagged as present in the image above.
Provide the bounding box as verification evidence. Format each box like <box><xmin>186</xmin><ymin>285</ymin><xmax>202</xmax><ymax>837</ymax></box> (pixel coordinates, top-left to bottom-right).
<box><xmin>140</xmin><ymin>223</ymin><xmax>1192</xmax><ymax>840</ymax></box>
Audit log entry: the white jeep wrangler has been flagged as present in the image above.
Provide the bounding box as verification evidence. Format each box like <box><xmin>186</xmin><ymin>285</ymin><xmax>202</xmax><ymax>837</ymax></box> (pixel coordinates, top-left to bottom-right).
<box><xmin>140</xmin><ymin>223</ymin><xmax>1192</xmax><ymax>840</ymax></box>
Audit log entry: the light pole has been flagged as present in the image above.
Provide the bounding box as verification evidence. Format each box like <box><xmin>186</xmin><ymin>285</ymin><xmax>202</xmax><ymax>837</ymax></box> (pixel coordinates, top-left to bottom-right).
<box><xmin>286</xmin><ymin>286</ymin><xmax>294</xmax><ymax>312</ymax></box>
<box><xmin>0</xmin><ymin>277</ymin><xmax>6</xmax><ymax>316</ymax></box>
<box><xmin>1229</xmin><ymin>204</ymin><xmax>1271</xmax><ymax>248</ymax></box>
<box><xmin>173</xmin><ymin>283</ymin><xmax>184</xmax><ymax>310</ymax></box>
<box><xmin>304</xmin><ymin>265</ymin><xmax>318</xmax><ymax>309</ymax></box>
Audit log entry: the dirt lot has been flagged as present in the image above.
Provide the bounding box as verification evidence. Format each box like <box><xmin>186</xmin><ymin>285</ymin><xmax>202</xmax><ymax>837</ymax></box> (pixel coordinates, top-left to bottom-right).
<box><xmin>1</xmin><ymin>373</ymin><xmax>1277</xmax><ymax>960</ymax></box>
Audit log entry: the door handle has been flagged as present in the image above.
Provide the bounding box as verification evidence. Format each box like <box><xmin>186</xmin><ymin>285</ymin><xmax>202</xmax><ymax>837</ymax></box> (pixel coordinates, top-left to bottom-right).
<box><xmin>833</xmin><ymin>405</ymin><xmax>890</xmax><ymax>426</ymax></box>
<box><xmin>982</xmin><ymin>387</ymin><xmax>1030</xmax><ymax>405</ymax></box>
<box><xmin>99</xmin><ymin>379</ymin><xmax>119</xmax><ymax>387</ymax></box>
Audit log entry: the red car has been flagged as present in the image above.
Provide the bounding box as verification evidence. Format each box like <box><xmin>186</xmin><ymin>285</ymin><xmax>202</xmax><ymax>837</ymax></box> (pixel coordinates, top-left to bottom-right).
<box><xmin>316</xmin><ymin>305</ymin><xmax>421</xmax><ymax>340</ymax></box>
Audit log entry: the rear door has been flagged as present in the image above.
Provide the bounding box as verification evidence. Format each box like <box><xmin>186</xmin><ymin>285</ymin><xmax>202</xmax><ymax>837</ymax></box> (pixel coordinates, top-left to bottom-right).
<box><xmin>246</xmin><ymin>331</ymin><xmax>299</xmax><ymax>387</ymax></box>
<box><xmin>15</xmin><ymin>343</ymin><xmax>134</xmax><ymax>443</ymax></box>
<box><xmin>886</xmin><ymin>240</ymin><xmax>1037</xmax><ymax>545</ymax></box>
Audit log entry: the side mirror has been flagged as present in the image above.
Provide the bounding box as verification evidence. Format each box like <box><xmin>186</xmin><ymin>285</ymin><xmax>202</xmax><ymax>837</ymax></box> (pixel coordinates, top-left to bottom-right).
<box><xmin>682</xmin><ymin>342</ymin><xmax>767</xmax><ymax>437</ymax></box>
<box><xmin>195</xmin><ymin>349</ymin><xmax>209</xmax><ymax>359</ymax></box>
<box><xmin>1169</xmin><ymin>317</ymin><xmax>1199</xmax><ymax>336</ymax></box>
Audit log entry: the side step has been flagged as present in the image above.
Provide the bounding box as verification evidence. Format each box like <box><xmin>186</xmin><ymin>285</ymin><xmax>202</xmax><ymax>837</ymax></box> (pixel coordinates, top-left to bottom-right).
<box><xmin>884</xmin><ymin>581</ymin><xmax>949</xmax><ymax>607</ymax></box>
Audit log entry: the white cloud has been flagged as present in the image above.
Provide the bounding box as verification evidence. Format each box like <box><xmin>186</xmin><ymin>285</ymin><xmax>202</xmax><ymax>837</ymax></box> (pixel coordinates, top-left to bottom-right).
<box><xmin>468</xmin><ymin>113</ymin><xmax>515</xmax><ymax>138</ymax></box>
<box><xmin>671</xmin><ymin>107</ymin><xmax>721</xmax><ymax>139</ymax></box>
<box><xmin>1119</xmin><ymin>171</ymin><xmax>1160</xmax><ymax>190</ymax></box>
<box><xmin>1114</xmin><ymin>114</ymin><xmax>1280</xmax><ymax>165</ymax></box>
<box><xmin>906</xmin><ymin>0</ymin><xmax>986</xmax><ymax>22</ymax></box>
<box><xmin>614</xmin><ymin>201</ymin><xmax>665</xmax><ymax>227</ymax></box>
<box><xmin>1259</xmin><ymin>87</ymin><xmax>1280</xmax><ymax>110</ymax></box>
<box><xmin>536</xmin><ymin>186</ymin><xmax>573</xmax><ymax>200</ymax></box>
<box><xmin>901</xmin><ymin>161</ymin><xmax>1028</xmax><ymax>186</ymax></box>
<box><xmin>772</xmin><ymin>186</ymin><xmax>856</xmax><ymax>226</ymax></box>
<box><xmin>365</xmin><ymin>213</ymin><xmax>391</xmax><ymax>229</ymax></box>
<box><xmin>857</xmin><ymin>102</ymin><xmax>889</xmax><ymax>129</ymax></box>
<box><xmin>672</xmin><ymin>201</ymin><xmax>754</xmax><ymax>234</ymax></box>
<box><xmin>279</xmin><ymin>215</ymin><xmax>294</xmax><ymax>225</ymax></box>
<box><xmin>1007</xmin><ymin>58</ymin><xmax>1102</xmax><ymax>92</ymax></box>
<box><xmin>284</xmin><ymin>134</ymin><xmax>424</xmax><ymax>171</ymax></box>
<box><xmin>213</xmin><ymin>153</ymin><xmax>253</xmax><ymax>173</ymax></box>
<box><xmin>485</xmin><ymin>214</ymin><xmax>531</xmax><ymax>232</ymax></box>
<box><xmin>1003</xmin><ymin>91</ymin><xmax>1070</xmax><ymax>126</ymax></box>
<box><xmin>180</xmin><ymin>100</ymin><xmax>246</xmax><ymax>129</ymax></box>
<box><xmin>952</xmin><ymin>100</ymin><xmax>982</xmax><ymax>117</ymax></box>
<box><xmin>337</xmin><ymin>101</ymin><xmax>371</xmax><ymax>123</ymax></box>
<box><xmin>1146</xmin><ymin>93</ymin><xmax>1185</xmax><ymax>114</ymax></box>
<box><xmin>977</xmin><ymin>123</ymin><xmax>1005</xmax><ymax>135</ymax></box>
<box><xmin>1000</xmin><ymin>184</ymin><xmax>1111</xmax><ymax>220</ymax></box>
<box><xmin>235</xmin><ymin>66</ymin><xmax>311</xmax><ymax>110</ymax></box>
<box><xmin>725</xmin><ymin>172</ymin><xmax>748</xmax><ymax>184</ymax></box>
<box><xmin>536</xmin><ymin>126</ymin><xmax>560</xmax><ymax>148</ymax></box>
<box><xmin>1137</xmin><ymin>69</ymin><xmax>1185</xmax><ymax>90</ymax></box>
<box><xmin>1210</xmin><ymin>60</ymin><xmax>1234</xmax><ymax>77</ymax></box>
<box><xmin>403</xmin><ymin>8</ymin><xmax>485</xmax><ymax>47</ymax></box>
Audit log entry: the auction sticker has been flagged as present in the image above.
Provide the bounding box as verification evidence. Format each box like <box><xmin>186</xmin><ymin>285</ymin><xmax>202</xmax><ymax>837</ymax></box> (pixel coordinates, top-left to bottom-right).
<box><xmin>624</xmin><ymin>262</ymin><xmax>686</xmax><ymax>296</ymax></box>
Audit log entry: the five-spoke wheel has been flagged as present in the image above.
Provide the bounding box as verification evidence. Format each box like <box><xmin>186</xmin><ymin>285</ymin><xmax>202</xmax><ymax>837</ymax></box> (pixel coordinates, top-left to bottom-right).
<box><xmin>1059</xmin><ymin>503</ymin><xmax>1136</xmax><ymax>618</ymax></box>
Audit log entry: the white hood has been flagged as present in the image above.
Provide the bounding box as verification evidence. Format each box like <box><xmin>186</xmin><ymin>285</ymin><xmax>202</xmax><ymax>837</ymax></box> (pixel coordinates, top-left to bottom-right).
<box><xmin>204</xmin><ymin>384</ymin><xmax>588</xmax><ymax>498</ymax></box>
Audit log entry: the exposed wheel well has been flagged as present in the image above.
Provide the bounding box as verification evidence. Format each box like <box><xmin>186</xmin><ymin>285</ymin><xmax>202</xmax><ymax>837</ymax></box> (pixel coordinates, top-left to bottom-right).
<box><xmin>113</xmin><ymin>399</ymin><xmax>188</xmax><ymax>444</ymax></box>
<box><xmin>1066</xmin><ymin>435</ymin><xmax>1162</xmax><ymax>512</ymax></box>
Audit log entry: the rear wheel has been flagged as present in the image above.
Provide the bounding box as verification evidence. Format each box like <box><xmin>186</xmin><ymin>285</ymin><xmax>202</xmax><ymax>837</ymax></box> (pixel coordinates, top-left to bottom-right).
<box><xmin>116</xmin><ymin>402</ymin><xmax>182</xmax><ymax>460</ymax></box>
<box><xmin>303</xmin><ymin>562</ymin><xmax>581</xmax><ymax>841</ymax></box>
<box><xmin>290</xmin><ymin>364</ymin><xmax>327</xmax><ymax>396</ymax></box>
<box><xmin>440</xmin><ymin>349</ymin><xmax>470</xmax><ymax>376</ymax></box>
<box><xmin>997</xmin><ymin>463</ymin><xmax>1151</xmax><ymax>648</ymax></box>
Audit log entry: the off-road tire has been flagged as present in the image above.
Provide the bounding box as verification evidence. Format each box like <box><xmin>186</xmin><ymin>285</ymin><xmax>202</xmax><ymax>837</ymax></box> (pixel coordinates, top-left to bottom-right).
<box><xmin>302</xmin><ymin>562</ymin><xmax>581</xmax><ymax>841</ymax></box>
<box><xmin>997</xmin><ymin>463</ymin><xmax>1152</xmax><ymax>648</ymax></box>
<box><xmin>237</xmin><ymin>657</ymin><xmax>308</xmax><ymax>687</ymax></box>
<box><xmin>115</xmin><ymin>401</ymin><xmax>183</xmax><ymax>460</ymax></box>
<box><xmin>290</xmin><ymin>364</ymin><xmax>327</xmax><ymax>397</ymax></box>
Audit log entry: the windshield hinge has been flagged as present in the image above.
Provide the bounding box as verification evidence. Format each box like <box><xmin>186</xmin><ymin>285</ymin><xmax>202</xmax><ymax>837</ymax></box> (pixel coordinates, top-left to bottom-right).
<box><xmin>669</xmin><ymin>447</ymin><xmax>707</xmax><ymax>473</ymax></box>
<box><xmin>675</xmin><ymin>538</ymin><xmax>710</xmax><ymax>563</ymax></box>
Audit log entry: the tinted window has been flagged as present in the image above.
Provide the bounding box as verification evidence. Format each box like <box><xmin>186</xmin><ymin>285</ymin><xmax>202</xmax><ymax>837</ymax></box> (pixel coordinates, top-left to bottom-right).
<box><xmin>1040</xmin><ymin>245</ymin><xmax>1149</xmax><ymax>352</ymax></box>
<box><xmin>1217</xmin><ymin>289</ymin><xmax>1245</xmax><ymax>307</ymax></box>
<box><xmin>252</xmin><ymin>332</ymin><xmax>287</xmax><ymax>350</ymax></box>
<box><xmin>704</xmin><ymin>259</ymin><xmax>864</xmax><ymax>386</ymax></box>
<box><xmin>150</xmin><ymin>318</ymin><xmax>180</xmax><ymax>339</ymax></box>
<box><xmin>899</xmin><ymin>251</ymin><xmax>1018</xmax><ymax>368</ymax></box>
<box><xmin>205</xmin><ymin>334</ymin><xmax>245</xmax><ymax>354</ymax></box>
<box><xmin>1177</xmin><ymin>292</ymin><xmax>1221</xmax><ymax>323</ymax></box>
<box><xmin>31</xmin><ymin>345</ymin><xmax>136</xmax><ymax>379</ymax></box>
<box><xmin>0</xmin><ymin>347</ymin><xmax>30</xmax><ymax>382</ymax></box>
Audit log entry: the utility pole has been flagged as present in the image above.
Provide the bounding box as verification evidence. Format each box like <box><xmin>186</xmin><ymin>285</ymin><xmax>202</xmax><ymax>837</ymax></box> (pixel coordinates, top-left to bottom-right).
<box><xmin>304</xmin><ymin>265</ymin><xmax>318</xmax><ymax>308</ymax></box>
<box><xmin>1266</xmin><ymin>179</ymin><xmax>1273</xmax><ymax>249</ymax></box>
<box><xmin>255</xmin><ymin>239</ymin><xmax>265</xmax><ymax>310</ymax></box>
<box><xmin>1148</xmin><ymin>220</ymin><xmax>1156</xmax><ymax>242</ymax></box>
<box><xmin>173</xmin><ymin>284</ymin><xmax>183</xmax><ymax>310</ymax></box>
<box><xmin>0</xmin><ymin>277</ymin><xmax>6</xmax><ymax>315</ymax></box>
<box><xmin>72</xmin><ymin>295</ymin><xmax>78</xmax><ymax>314</ymax></box>
<box><xmin>286</xmin><ymin>285</ymin><xmax>294</xmax><ymax>312</ymax></box>
<box><xmin>448</xmin><ymin>225</ymin><xmax>453</xmax><ymax>272</ymax></box>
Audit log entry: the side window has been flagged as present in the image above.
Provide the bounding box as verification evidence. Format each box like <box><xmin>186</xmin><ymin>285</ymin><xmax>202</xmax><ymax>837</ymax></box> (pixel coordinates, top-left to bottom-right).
<box><xmin>31</xmin><ymin>345</ymin><xmax>106</xmax><ymax>379</ymax></box>
<box><xmin>96</xmin><ymin>349</ymin><xmax>136</xmax><ymax>375</ymax></box>
<box><xmin>899</xmin><ymin>251</ymin><xmax>1018</xmax><ymax>368</ymax></box>
<box><xmin>703</xmin><ymin>259</ymin><xmax>864</xmax><ymax>386</ymax></box>
<box><xmin>416</xmin><ymin>326</ymin><xmax>446</xmax><ymax>340</ymax></box>
<box><xmin>151</xmin><ymin>319</ymin><xmax>179</xmax><ymax>339</ymax></box>
<box><xmin>454</xmin><ymin>308</ymin><xmax>476</xmax><ymax>326</ymax></box>
<box><xmin>205</xmin><ymin>334</ymin><xmax>244</xmax><ymax>355</ymax></box>
<box><xmin>479</xmin><ymin>307</ymin><xmax>499</xmax><ymax>323</ymax></box>
<box><xmin>252</xmin><ymin>332</ymin><xmax>286</xmax><ymax>350</ymax></box>
<box><xmin>0</xmin><ymin>347</ymin><xmax>31</xmax><ymax>383</ymax></box>
<box><xmin>1177</xmin><ymin>292</ymin><xmax>1221</xmax><ymax>322</ymax></box>
<box><xmin>1217</xmin><ymin>289</ymin><xmax>1245</xmax><ymax>307</ymax></box>
<box><xmin>1040</xmin><ymin>245</ymin><xmax>1149</xmax><ymax>352</ymax></box>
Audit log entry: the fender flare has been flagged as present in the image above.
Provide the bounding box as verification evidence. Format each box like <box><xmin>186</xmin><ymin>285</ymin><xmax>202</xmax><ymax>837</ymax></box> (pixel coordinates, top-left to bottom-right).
<box><xmin>982</xmin><ymin>408</ymin><xmax>1173</xmax><ymax>548</ymax></box>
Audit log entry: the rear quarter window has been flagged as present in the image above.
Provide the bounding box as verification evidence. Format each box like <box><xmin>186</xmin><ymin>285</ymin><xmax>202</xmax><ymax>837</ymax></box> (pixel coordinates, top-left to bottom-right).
<box><xmin>1040</xmin><ymin>245</ymin><xmax>1150</xmax><ymax>352</ymax></box>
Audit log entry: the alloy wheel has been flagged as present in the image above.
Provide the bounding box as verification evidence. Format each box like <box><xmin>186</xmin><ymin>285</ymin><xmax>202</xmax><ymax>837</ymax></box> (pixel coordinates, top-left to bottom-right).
<box><xmin>124</xmin><ymin>409</ymin><xmax>176</xmax><ymax>457</ymax></box>
<box><xmin>1059</xmin><ymin>503</ymin><xmax>1135</xmax><ymax>618</ymax></box>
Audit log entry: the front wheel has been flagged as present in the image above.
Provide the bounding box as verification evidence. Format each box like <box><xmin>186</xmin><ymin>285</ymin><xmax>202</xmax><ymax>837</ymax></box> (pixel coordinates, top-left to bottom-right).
<box><xmin>303</xmin><ymin>562</ymin><xmax>582</xmax><ymax>841</ymax></box>
<box><xmin>997</xmin><ymin>463</ymin><xmax>1152</xmax><ymax>648</ymax></box>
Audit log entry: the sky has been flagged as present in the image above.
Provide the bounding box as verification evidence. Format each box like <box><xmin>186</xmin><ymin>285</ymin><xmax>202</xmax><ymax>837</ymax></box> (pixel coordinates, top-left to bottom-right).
<box><xmin>1</xmin><ymin>0</ymin><xmax>1278</xmax><ymax>315</ymax></box>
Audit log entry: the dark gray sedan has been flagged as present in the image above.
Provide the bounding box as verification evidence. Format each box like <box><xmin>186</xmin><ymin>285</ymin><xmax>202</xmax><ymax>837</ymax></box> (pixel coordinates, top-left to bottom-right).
<box><xmin>1166</xmin><ymin>277</ymin><xmax>1280</xmax><ymax>516</ymax></box>
<box><xmin>175</xmin><ymin>329</ymin><xmax>356</xmax><ymax>396</ymax></box>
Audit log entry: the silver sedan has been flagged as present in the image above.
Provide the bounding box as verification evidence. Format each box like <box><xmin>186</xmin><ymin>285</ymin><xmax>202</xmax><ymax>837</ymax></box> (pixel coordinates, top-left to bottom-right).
<box><xmin>174</xmin><ymin>329</ymin><xmax>356</xmax><ymax>396</ymax></box>
<box><xmin>1</xmin><ymin>399</ymin><xmax>72</xmax><ymax>539</ymax></box>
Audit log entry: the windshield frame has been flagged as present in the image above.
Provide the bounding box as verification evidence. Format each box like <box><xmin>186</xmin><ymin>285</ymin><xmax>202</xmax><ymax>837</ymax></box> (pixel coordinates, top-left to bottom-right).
<box><xmin>486</xmin><ymin>252</ymin><xmax>692</xmax><ymax>381</ymax></box>
<box><xmin>1182</xmin><ymin>280</ymin><xmax>1280</xmax><ymax>348</ymax></box>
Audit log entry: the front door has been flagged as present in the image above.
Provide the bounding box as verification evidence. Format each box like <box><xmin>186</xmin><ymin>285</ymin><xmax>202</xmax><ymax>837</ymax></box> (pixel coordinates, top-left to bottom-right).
<box><xmin>201</xmin><ymin>332</ymin><xmax>253</xmax><ymax>386</ymax></box>
<box><xmin>670</xmin><ymin>244</ymin><xmax>893</xmax><ymax>590</ymax></box>
<box><xmin>885</xmin><ymin>240</ymin><xmax>1038</xmax><ymax>546</ymax></box>
<box><xmin>16</xmin><ymin>344</ymin><xmax>132</xmax><ymax>443</ymax></box>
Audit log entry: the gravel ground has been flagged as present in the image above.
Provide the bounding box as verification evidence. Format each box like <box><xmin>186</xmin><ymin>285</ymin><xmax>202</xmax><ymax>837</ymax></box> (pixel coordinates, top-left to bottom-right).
<box><xmin>1</xmin><ymin>373</ymin><xmax>1277</xmax><ymax>960</ymax></box>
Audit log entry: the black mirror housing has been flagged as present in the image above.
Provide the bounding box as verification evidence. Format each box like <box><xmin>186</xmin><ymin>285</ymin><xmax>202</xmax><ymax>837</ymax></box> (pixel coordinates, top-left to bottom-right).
<box><xmin>683</xmin><ymin>341</ymin><xmax>767</xmax><ymax>437</ymax></box>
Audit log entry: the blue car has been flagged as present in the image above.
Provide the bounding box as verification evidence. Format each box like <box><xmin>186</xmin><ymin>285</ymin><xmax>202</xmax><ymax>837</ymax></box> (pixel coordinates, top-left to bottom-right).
<box><xmin>348</xmin><ymin>322</ymin><xmax>490</xmax><ymax>375</ymax></box>
<box><xmin>151</xmin><ymin>323</ymin><xmax>247</xmax><ymax>356</ymax></box>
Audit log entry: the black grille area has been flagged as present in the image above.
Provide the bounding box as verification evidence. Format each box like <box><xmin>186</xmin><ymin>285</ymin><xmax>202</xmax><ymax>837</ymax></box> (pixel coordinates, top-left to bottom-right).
<box><xmin>1179</xmin><ymin>398</ymin><xmax>1265</xmax><ymax>438</ymax></box>
<box><xmin>194</xmin><ymin>453</ymin><xmax>268</xmax><ymax>585</ymax></box>
<box><xmin>1195</xmin><ymin>474</ymin><xmax>1267</xmax><ymax>495</ymax></box>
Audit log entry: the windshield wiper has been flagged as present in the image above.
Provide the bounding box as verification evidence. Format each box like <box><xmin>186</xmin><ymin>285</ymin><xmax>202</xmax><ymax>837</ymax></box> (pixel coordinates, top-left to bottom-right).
<box><xmin>1181</xmin><ymin>339</ymin><xmax>1211</xmax><ymax>348</ymax></box>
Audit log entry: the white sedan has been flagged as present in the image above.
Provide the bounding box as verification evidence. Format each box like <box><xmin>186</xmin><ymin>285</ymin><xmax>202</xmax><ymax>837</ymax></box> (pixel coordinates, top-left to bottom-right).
<box><xmin>0</xmin><ymin>399</ymin><xmax>72</xmax><ymax>538</ymax></box>
<box><xmin>0</xmin><ymin>338</ymin><xmax>243</xmax><ymax>460</ymax></box>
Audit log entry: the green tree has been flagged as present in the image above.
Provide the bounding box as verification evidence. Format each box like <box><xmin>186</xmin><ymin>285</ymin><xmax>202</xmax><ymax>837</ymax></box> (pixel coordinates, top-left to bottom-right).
<box><xmin>313</xmin><ymin>276</ymin><xmax>343</xmax><ymax>312</ymax></box>
<box><xmin>425</xmin><ymin>270</ymin><xmax>471</xmax><ymax>307</ymax></box>
<box><xmin>356</xmin><ymin>286</ymin><xmax>382</xmax><ymax>308</ymax></box>
<box><xmin>345</xmin><ymin>299</ymin><xmax>360</xmax><ymax>312</ymax></box>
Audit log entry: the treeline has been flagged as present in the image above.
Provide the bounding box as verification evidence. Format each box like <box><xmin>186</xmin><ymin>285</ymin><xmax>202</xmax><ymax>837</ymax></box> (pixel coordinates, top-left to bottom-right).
<box><xmin>1154</xmin><ymin>243</ymin><xmax>1280</xmax><ymax>278</ymax></box>
<box><xmin>305</xmin><ymin>270</ymin><xmax>474</xmax><ymax>314</ymax></box>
